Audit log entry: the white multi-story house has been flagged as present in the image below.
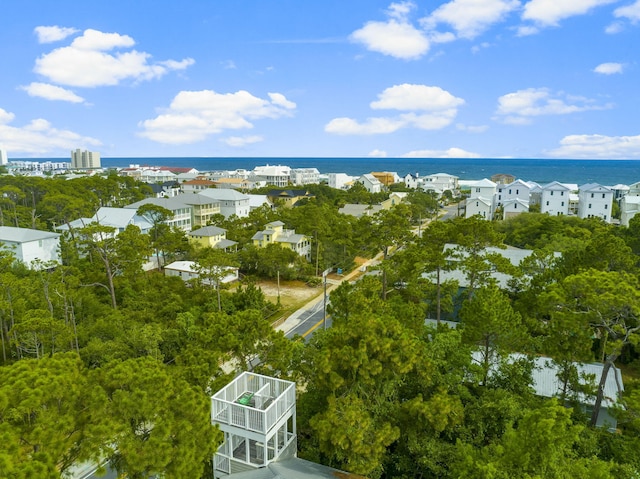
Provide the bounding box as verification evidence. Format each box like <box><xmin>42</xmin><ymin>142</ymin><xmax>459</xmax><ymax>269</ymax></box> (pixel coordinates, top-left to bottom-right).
<box><xmin>610</xmin><ymin>184</ymin><xmax>630</xmax><ymax>203</ymax></box>
<box><xmin>466</xmin><ymin>197</ymin><xmax>493</xmax><ymax>219</ymax></box>
<box><xmin>0</xmin><ymin>226</ymin><xmax>61</xmax><ymax>268</ymax></box>
<box><xmin>465</xmin><ymin>178</ymin><xmax>496</xmax><ymax>219</ymax></box>
<box><xmin>540</xmin><ymin>181</ymin><xmax>571</xmax><ymax>216</ymax></box>
<box><xmin>578</xmin><ymin>183</ymin><xmax>613</xmax><ymax>222</ymax></box>
<box><xmin>0</xmin><ymin>148</ymin><xmax>7</xmax><ymax>165</ymax></box>
<box><xmin>125</xmin><ymin>197</ymin><xmax>193</xmax><ymax>231</ymax></box>
<box><xmin>328</xmin><ymin>173</ymin><xmax>354</xmax><ymax>190</ymax></box>
<box><xmin>621</xmin><ymin>195</ymin><xmax>640</xmax><ymax>226</ymax></box>
<box><xmin>290</xmin><ymin>168</ymin><xmax>320</xmax><ymax>186</ymax></box>
<box><xmin>252</xmin><ymin>165</ymin><xmax>291</xmax><ymax>187</ymax></box>
<box><xmin>628</xmin><ymin>181</ymin><xmax>640</xmax><ymax>197</ymax></box>
<box><xmin>502</xmin><ymin>198</ymin><xmax>529</xmax><ymax>219</ymax></box>
<box><xmin>422</xmin><ymin>173</ymin><xmax>459</xmax><ymax>195</ymax></box>
<box><xmin>496</xmin><ymin>179</ymin><xmax>530</xmax><ymax>206</ymax></box>
<box><xmin>358</xmin><ymin>173</ymin><xmax>383</xmax><ymax>193</ymax></box>
<box><xmin>198</xmin><ymin>189</ymin><xmax>250</xmax><ymax>219</ymax></box>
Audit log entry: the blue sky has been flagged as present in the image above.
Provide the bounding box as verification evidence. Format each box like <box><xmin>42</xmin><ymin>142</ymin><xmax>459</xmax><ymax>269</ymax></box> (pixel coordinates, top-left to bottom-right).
<box><xmin>1</xmin><ymin>0</ymin><xmax>639</xmax><ymax>159</ymax></box>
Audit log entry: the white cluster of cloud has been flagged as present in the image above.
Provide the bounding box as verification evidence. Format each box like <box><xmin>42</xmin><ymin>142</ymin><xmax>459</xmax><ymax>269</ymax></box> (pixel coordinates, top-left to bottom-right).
<box><xmin>352</xmin><ymin>1</ymin><xmax>634</xmax><ymax>57</ymax></box>
<box><xmin>495</xmin><ymin>88</ymin><xmax>611</xmax><ymax>124</ymax></box>
<box><xmin>0</xmin><ymin>107</ymin><xmax>100</xmax><ymax>154</ymax></box>
<box><xmin>23</xmin><ymin>26</ymin><xmax>194</xmax><ymax>106</ymax></box>
<box><xmin>547</xmin><ymin>133</ymin><xmax>640</xmax><ymax>158</ymax></box>
<box><xmin>34</xmin><ymin>25</ymin><xmax>78</xmax><ymax>43</ymax></box>
<box><xmin>138</xmin><ymin>90</ymin><xmax>296</xmax><ymax>144</ymax></box>
<box><xmin>325</xmin><ymin>83</ymin><xmax>464</xmax><ymax>135</ymax></box>
<box><xmin>593</xmin><ymin>62</ymin><xmax>624</xmax><ymax>74</ymax></box>
<box><xmin>20</xmin><ymin>82</ymin><xmax>86</xmax><ymax>103</ymax></box>
<box><xmin>34</xmin><ymin>28</ymin><xmax>194</xmax><ymax>89</ymax></box>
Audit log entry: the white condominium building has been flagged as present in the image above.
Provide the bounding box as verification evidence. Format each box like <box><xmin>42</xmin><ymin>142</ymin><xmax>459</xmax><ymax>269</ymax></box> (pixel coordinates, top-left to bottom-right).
<box><xmin>0</xmin><ymin>148</ymin><xmax>7</xmax><ymax>165</ymax></box>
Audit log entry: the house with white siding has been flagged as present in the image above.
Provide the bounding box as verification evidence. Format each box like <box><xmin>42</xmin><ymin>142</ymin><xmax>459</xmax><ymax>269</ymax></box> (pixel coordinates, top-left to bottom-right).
<box><xmin>0</xmin><ymin>226</ymin><xmax>61</xmax><ymax>268</ymax></box>
<box><xmin>198</xmin><ymin>189</ymin><xmax>251</xmax><ymax>219</ymax></box>
<box><xmin>358</xmin><ymin>173</ymin><xmax>382</xmax><ymax>193</ymax></box>
<box><xmin>540</xmin><ymin>181</ymin><xmax>571</xmax><ymax>216</ymax></box>
<box><xmin>578</xmin><ymin>184</ymin><xmax>613</xmax><ymax>222</ymax></box>
<box><xmin>621</xmin><ymin>196</ymin><xmax>640</xmax><ymax>226</ymax></box>
<box><xmin>125</xmin><ymin>197</ymin><xmax>193</xmax><ymax>232</ymax></box>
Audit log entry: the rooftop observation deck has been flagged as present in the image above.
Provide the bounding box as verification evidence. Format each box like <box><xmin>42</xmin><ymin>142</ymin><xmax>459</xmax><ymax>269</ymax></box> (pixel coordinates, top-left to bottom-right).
<box><xmin>211</xmin><ymin>372</ymin><xmax>296</xmax><ymax>435</ymax></box>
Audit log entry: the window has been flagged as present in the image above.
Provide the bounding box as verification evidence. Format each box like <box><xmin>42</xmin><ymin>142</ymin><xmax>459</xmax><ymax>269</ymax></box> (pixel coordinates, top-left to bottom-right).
<box><xmin>516</xmin><ymin>189</ymin><xmax>519</xmax><ymax>195</ymax></box>
<box><xmin>546</xmin><ymin>201</ymin><xmax>549</xmax><ymax>206</ymax></box>
<box><xmin>591</xmin><ymin>193</ymin><xmax>594</xmax><ymax>198</ymax></box>
<box><xmin>498</xmin><ymin>195</ymin><xmax>501</xmax><ymax>200</ymax></box>
<box><xmin>588</xmin><ymin>204</ymin><xmax>592</xmax><ymax>209</ymax></box>
<box><xmin>550</xmin><ymin>191</ymin><xmax>554</xmax><ymax>196</ymax></box>
<box><xmin>605</xmin><ymin>204</ymin><xmax>608</xmax><ymax>209</ymax></box>
<box><xmin>561</xmin><ymin>201</ymin><xmax>564</xmax><ymax>206</ymax></box>
<box><xmin>602</xmin><ymin>193</ymin><xmax>606</xmax><ymax>199</ymax></box>
<box><xmin>509</xmin><ymin>189</ymin><xmax>512</xmax><ymax>194</ymax></box>
<box><xmin>475</xmin><ymin>188</ymin><xmax>480</xmax><ymax>193</ymax></box>
<box><xmin>560</xmin><ymin>191</ymin><xmax>564</xmax><ymax>196</ymax></box>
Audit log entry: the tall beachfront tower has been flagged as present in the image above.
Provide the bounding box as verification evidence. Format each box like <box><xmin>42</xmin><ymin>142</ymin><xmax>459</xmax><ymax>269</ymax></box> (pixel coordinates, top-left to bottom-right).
<box><xmin>211</xmin><ymin>372</ymin><xmax>297</xmax><ymax>478</ymax></box>
<box><xmin>0</xmin><ymin>148</ymin><xmax>7</xmax><ymax>165</ymax></box>
<box><xmin>71</xmin><ymin>149</ymin><xmax>101</xmax><ymax>169</ymax></box>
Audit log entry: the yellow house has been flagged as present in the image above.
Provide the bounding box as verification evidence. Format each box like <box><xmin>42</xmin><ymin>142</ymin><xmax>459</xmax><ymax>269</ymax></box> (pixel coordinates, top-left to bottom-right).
<box><xmin>179</xmin><ymin>194</ymin><xmax>221</xmax><ymax>228</ymax></box>
<box><xmin>251</xmin><ymin>221</ymin><xmax>311</xmax><ymax>260</ymax></box>
<box><xmin>188</xmin><ymin>225</ymin><xmax>237</xmax><ymax>251</ymax></box>
<box><xmin>380</xmin><ymin>192</ymin><xmax>408</xmax><ymax>210</ymax></box>
<box><xmin>266</xmin><ymin>190</ymin><xmax>314</xmax><ymax>208</ymax></box>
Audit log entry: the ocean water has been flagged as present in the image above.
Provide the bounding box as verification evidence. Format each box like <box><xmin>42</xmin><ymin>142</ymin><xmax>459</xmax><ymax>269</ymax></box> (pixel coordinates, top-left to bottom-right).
<box><xmin>99</xmin><ymin>157</ymin><xmax>640</xmax><ymax>187</ymax></box>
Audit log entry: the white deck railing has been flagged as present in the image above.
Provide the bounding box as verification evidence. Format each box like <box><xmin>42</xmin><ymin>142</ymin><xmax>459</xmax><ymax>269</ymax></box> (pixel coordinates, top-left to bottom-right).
<box><xmin>211</xmin><ymin>372</ymin><xmax>295</xmax><ymax>434</ymax></box>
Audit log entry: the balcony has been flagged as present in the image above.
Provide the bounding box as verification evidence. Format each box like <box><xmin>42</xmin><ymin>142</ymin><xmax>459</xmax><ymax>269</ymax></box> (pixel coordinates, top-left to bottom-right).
<box><xmin>211</xmin><ymin>372</ymin><xmax>295</xmax><ymax>435</ymax></box>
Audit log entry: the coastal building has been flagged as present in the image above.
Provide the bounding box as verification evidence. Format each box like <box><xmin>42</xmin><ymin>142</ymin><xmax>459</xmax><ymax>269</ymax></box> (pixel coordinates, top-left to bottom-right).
<box><xmin>290</xmin><ymin>167</ymin><xmax>320</xmax><ymax>186</ymax></box>
<box><xmin>199</xmin><ymin>189</ymin><xmax>250</xmax><ymax>219</ymax></box>
<box><xmin>501</xmin><ymin>198</ymin><xmax>529</xmax><ymax>219</ymax></box>
<box><xmin>177</xmin><ymin>194</ymin><xmax>222</xmax><ymax>228</ymax></box>
<box><xmin>422</xmin><ymin>173</ymin><xmax>459</xmax><ymax>195</ymax></box>
<box><xmin>214</xmin><ymin>177</ymin><xmax>259</xmax><ymax>190</ymax></box>
<box><xmin>358</xmin><ymin>173</ymin><xmax>383</xmax><ymax>193</ymax></box>
<box><xmin>71</xmin><ymin>149</ymin><xmax>101</xmax><ymax>169</ymax></box>
<box><xmin>577</xmin><ymin>183</ymin><xmax>613</xmax><ymax>222</ymax></box>
<box><xmin>610</xmin><ymin>184</ymin><xmax>630</xmax><ymax>202</ymax></box>
<box><xmin>539</xmin><ymin>181</ymin><xmax>571</xmax><ymax>216</ymax></box>
<box><xmin>125</xmin><ymin>197</ymin><xmax>193</xmax><ymax>231</ymax></box>
<box><xmin>466</xmin><ymin>196</ymin><xmax>493</xmax><ymax>219</ymax></box>
<box><xmin>626</xmin><ymin>180</ymin><xmax>640</xmax><ymax>203</ymax></box>
<box><xmin>0</xmin><ymin>226</ymin><xmax>61</xmax><ymax>268</ymax></box>
<box><xmin>371</xmin><ymin>171</ymin><xmax>399</xmax><ymax>186</ymax></box>
<box><xmin>188</xmin><ymin>226</ymin><xmax>237</xmax><ymax>251</ymax></box>
<box><xmin>327</xmin><ymin>173</ymin><xmax>354</xmax><ymax>190</ymax></box>
<box><xmin>0</xmin><ymin>148</ymin><xmax>7</xmax><ymax>165</ymax></box>
<box><xmin>490</xmin><ymin>173</ymin><xmax>516</xmax><ymax>185</ymax></box>
<box><xmin>252</xmin><ymin>221</ymin><xmax>311</xmax><ymax>260</ymax></box>
<box><xmin>381</xmin><ymin>191</ymin><xmax>408</xmax><ymax>210</ymax></box>
<box><xmin>180</xmin><ymin>178</ymin><xmax>216</xmax><ymax>194</ymax></box>
<box><xmin>266</xmin><ymin>189</ymin><xmax>314</xmax><ymax>208</ymax></box>
<box><xmin>620</xmin><ymin>195</ymin><xmax>640</xmax><ymax>227</ymax></box>
<box><xmin>252</xmin><ymin>165</ymin><xmax>291</xmax><ymax>187</ymax></box>
<box><xmin>465</xmin><ymin>178</ymin><xmax>496</xmax><ymax>219</ymax></box>
<box><xmin>149</xmin><ymin>181</ymin><xmax>181</xmax><ymax>198</ymax></box>
<box><xmin>246</xmin><ymin>194</ymin><xmax>272</xmax><ymax>211</ymax></box>
<box><xmin>55</xmin><ymin>207</ymin><xmax>153</xmax><ymax>237</ymax></box>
